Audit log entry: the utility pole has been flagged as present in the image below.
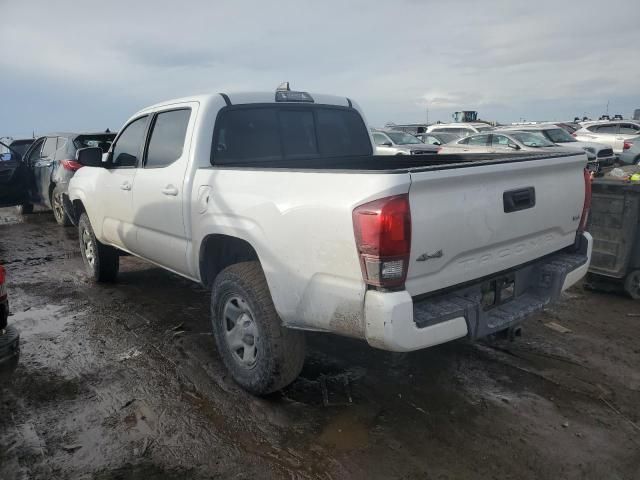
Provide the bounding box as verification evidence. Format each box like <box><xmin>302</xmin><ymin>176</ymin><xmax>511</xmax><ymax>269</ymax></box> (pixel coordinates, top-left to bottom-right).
<box><xmin>606</xmin><ymin>100</ymin><xmax>609</xmax><ymax>116</ymax></box>
<box><xmin>425</xmin><ymin>103</ymin><xmax>429</xmax><ymax>126</ymax></box>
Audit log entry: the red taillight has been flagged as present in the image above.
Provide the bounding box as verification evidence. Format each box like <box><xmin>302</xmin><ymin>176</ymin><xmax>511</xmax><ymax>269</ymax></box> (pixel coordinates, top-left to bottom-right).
<box><xmin>623</xmin><ymin>140</ymin><xmax>633</xmax><ymax>150</ymax></box>
<box><xmin>353</xmin><ymin>194</ymin><xmax>411</xmax><ymax>288</ymax></box>
<box><xmin>571</xmin><ymin>132</ymin><xmax>577</xmax><ymax>138</ymax></box>
<box><xmin>0</xmin><ymin>265</ymin><xmax>6</xmax><ymax>300</ymax></box>
<box><xmin>61</xmin><ymin>159</ymin><xmax>83</xmax><ymax>171</ymax></box>
<box><xmin>578</xmin><ymin>168</ymin><xmax>592</xmax><ymax>234</ymax></box>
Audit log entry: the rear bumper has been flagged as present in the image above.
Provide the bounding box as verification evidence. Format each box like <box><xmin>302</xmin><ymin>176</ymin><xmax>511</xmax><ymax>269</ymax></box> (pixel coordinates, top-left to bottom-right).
<box><xmin>364</xmin><ymin>233</ymin><xmax>592</xmax><ymax>352</ymax></box>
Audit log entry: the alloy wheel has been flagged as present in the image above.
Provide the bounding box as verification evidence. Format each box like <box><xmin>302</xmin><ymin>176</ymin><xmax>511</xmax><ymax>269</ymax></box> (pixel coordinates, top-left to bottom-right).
<box><xmin>222</xmin><ymin>295</ymin><xmax>259</xmax><ymax>368</ymax></box>
<box><xmin>52</xmin><ymin>192</ymin><xmax>65</xmax><ymax>223</ymax></box>
<box><xmin>81</xmin><ymin>228</ymin><xmax>95</xmax><ymax>267</ymax></box>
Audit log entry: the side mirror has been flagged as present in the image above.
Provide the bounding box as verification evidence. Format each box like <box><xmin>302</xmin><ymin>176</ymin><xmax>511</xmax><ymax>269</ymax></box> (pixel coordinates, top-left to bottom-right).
<box><xmin>76</xmin><ymin>147</ymin><xmax>104</xmax><ymax>167</ymax></box>
<box><xmin>507</xmin><ymin>143</ymin><xmax>521</xmax><ymax>150</ymax></box>
<box><xmin>432</xmin><ymin>141</ymin><xmax>442</xmax><ymax>146</ymax></box>
<box><xmin>381</xmin><ymin>141</ymin><xmax>393</xmax><ymax>147</ymax></box>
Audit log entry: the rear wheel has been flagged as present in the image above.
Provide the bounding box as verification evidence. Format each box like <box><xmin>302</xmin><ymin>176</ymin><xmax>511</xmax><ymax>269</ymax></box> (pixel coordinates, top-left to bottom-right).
<box><xmin>78</xmin><ymin>213</ymin><xmax>119</xmax><ymax>282</ymax></box>
<box><xmin>51</xmin><ymin>185</ymin><xmax>72</xmax><ymax>226</ymax></box>
<box><xmin>624</xmin><ymin>270</ymin><xmax>640</xmax><ymax>300</ymax></box>
<box><xmin>211</xmin><ymin>261</ymin><xmax>305</xmax><ymax>395</ymax></box>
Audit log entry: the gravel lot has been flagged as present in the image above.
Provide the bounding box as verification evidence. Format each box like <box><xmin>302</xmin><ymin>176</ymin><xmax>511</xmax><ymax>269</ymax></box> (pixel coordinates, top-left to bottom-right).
<box><xmin>0</xmin><ymin>208</ymin><xmax>639</xmax><ymax>480</ymax></box>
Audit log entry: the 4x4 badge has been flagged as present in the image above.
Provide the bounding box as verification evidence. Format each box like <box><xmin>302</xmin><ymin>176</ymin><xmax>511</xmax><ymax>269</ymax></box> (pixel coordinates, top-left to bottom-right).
<box><xmin>416</xmin><ymin>250</ymin><xmax>443</xmax><ymax>262</ymax></box>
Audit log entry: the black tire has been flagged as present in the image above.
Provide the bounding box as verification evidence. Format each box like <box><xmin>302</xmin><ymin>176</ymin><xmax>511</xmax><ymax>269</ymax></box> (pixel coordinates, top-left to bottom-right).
<box><xmin>16</xmin><ymin>203</ymin><xmax>34</xmax><ymax>215</ymax></box>
<box><xmin>51</xmin><ymin>185</ymin><xmax>72</xmax><ymax>226</ymax></box>
<box><xmin>211</xmin><ymin>261</ymin><xmax>305</xmax><ymax>395</ymax></box>
<box><xmin>78</xmin><ymin>213</ymin><xmax>119</xmax><ymax>282</ymax></box>
<box><xmin>624</xmin><ymin>270</ymin><xmax>640</xmax><ymax>300</ymax></box>
<box><xmin>0</xmin><ymin>324</ymin><xmax>20</xmax><ymax>365</ymax></box>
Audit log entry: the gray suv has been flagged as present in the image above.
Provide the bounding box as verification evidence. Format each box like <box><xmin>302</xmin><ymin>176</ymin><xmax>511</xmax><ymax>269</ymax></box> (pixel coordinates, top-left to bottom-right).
<box><xmin>22</xmin><ymin>131</ymin><xmax>115</xmax><ymax>225</ymax></box>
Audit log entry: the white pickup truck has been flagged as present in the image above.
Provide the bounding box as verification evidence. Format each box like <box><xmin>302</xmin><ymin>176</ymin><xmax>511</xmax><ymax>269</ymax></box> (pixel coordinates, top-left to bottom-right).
<box><xmin>65</xmin><ymin>86</ymin><xmax>593</xmax><ymax>394</ymax></box>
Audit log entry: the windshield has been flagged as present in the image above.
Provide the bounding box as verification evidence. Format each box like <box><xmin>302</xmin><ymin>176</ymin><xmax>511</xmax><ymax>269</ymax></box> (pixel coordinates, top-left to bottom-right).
<box><xmin>386</xmin><ymin>131</ymin><xmax>423</xmax><ymax>145</ymax></box>
<box><xmin>510</xmin><ymin>132</ymin><xmax>555</xmax><ymax>148</ymax></box>
<box><xmin>542</xmin><ymin>128</ymin><xmax>575</xmax><ymax>143</ymax></box>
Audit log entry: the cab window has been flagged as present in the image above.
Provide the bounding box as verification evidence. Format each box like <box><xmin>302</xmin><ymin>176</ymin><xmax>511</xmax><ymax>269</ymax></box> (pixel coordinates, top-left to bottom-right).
<box><xmin>145</xmin><ymin>109</ymin><xmax>191</xmax><ymax>168</ymax></box>
<box><xmin>111</xmin><ymin>116</ymin><xmax>149</xmax><ymax>168</ymax></box>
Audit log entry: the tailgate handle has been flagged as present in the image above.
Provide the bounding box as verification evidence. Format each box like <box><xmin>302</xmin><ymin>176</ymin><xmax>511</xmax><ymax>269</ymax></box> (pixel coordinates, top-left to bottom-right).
<box><xmin>503</xmin><ymin>187</ymin><xmax>535</xmax><ymax>213</ymax></box>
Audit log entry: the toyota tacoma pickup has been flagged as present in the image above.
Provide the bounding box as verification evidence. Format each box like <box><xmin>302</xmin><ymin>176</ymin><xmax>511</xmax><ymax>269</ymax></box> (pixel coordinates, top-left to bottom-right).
<box><xmin>65</xmin><ymin>86</ymin><xmax>593</xmax><ymax>395</ymax></box>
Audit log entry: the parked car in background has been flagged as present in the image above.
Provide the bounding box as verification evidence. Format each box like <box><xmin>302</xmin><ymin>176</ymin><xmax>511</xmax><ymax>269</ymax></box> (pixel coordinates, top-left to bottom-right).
<box><xmin>0</xmin><ymin>140</ymin><xmax>31</xmax><ymax>210</ymax></box>
<box><xmin>0</xmin><ymin>138</ymin><xmax>35</xmax><ymax>159</ymax></box>
<box><xmin>415</xmin><ymin>132</ymin><xmax>461</xmax><ymax>145</ymax></box>
<box><xmin>426</xmin><ymin>122</ymin><xmax>493</xmax><ymax>137</ymax></box>
<box><xmin>437</xmin><ymin>130</ymin><xmax>572</xmax><ymax>154</ymax></box>
<box><xmin>500</xmin><ymin>124</ymin><xmax>615</xmax><ymax>166</ymax></box>
<box><xmin>66</xmin><ymin>87</ymin><xmax>592</xmax><ymax>395</ymax></box>
<box><xmin>0</xmin><ymin>264</ymin><xmax>20</xmax><ymax>366</ymax></box>
<box><xmin>619</xmin><ymin>137</ymin><xmax>640</xmax><ymax>165</ymax></box>
<box><xmin>371</xmin><ymin>129</ymin><xmax>439</xmax><ymax>155</ymax></box>
<box><xmin>384</xmin><ymin>123</ymin><xmax>430</xmax><ymax>135</ymax></box>
<box><xmin>22</xmin><ymin>131</ymin><xmax>115</xmax><ymax>224</ymax></box>
<box><xmin>556</xmin><ymin>122</ymin><xmax>580</xmax><ymax>134</ymax></box>
<box><xmin>574</xmin><ymin>121</ymin><xmax>640</xmax><ymax>153</ymax></box>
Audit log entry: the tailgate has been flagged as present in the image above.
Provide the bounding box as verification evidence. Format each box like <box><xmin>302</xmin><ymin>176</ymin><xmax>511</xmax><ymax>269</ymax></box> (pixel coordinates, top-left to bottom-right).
<box><xmin>405</xmin><ymin>154</ymin><xmax>586</xmax><ymax>296</ymax></box>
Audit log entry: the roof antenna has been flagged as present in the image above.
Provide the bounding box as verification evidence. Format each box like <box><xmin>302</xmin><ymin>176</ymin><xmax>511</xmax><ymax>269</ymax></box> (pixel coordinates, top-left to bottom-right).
<box><xmin>276</xmin><ymin>81</ymin><xmax>290</xmax><ymax>92</ymax></box>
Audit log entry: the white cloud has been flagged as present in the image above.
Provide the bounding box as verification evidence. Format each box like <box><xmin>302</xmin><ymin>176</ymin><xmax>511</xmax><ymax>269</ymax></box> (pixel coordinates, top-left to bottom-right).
<box><xmin>1</xmin><ymin>0</ymin><xmax>639</xmax><ymax>133</ymax></box>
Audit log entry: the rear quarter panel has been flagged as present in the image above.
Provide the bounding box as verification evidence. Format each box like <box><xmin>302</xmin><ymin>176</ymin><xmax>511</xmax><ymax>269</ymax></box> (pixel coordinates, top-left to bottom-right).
<box><xmin>191</xmin><ymin>168</ymin><xmax>411</xmax><ymax>337</ymax></box>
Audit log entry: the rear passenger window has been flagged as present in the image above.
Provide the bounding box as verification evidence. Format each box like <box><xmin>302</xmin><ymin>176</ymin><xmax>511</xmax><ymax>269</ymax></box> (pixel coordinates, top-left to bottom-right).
<box><xmin>593</xmin><ymin>124</ymin><xmax>618</xmax><ymax>134</ymax></box>
<box><xmin>41</xmin><ymin>137</ymin><xmax>57</xmax><ymax>158</ymax></box>
<box><xmin>619</xmin><ymin>123</ymin><xmax>640</xmax><ymax>135</ymax></box>
<box><xmin>491</xmin><ymin>135</ymin><xmax>510</xmax><ymax>146</ymax></box>
<box><xmin>145</xmin><ymin>109</ymin><xmax>191</xmax><ymax>168</ymax></box>
<box><xmin>111</xmin><ymin>116</ymin><xmax>149</xmax><ymax>168</ymax></box>
<box><xmin>468</xmin><ymin>134</ymin><xmax>489</xmax><ymax>145</ymax></box>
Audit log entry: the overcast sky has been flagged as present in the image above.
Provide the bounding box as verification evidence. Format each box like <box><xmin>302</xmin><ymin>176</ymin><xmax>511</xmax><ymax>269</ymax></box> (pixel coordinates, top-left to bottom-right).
<box><xmin>1</xmin><ymin>0</ymin><xmax>639</xmax><ymax>137</ymax></box>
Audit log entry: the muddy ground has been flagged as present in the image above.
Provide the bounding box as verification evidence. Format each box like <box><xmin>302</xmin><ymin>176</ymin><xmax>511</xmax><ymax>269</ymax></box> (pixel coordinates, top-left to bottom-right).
<box><xmin>0</xmin><ymin>207</ymin><xmax>638</xmax><ymax>480</ymax></box>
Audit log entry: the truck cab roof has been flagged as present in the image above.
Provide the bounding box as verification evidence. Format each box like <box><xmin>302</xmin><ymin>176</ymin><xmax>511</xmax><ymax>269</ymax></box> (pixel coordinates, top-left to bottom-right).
<box><xmin>139</xmin><ymin>91</ymin><xmax>353</xmax><ymax>115</ymax></box>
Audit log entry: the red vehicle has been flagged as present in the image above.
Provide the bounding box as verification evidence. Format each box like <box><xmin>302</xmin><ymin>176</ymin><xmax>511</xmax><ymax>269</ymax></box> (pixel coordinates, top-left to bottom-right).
<box><xmin>0</xmin><ymin>265</ymin><xmax>20</xmax><ymax>365</ymax></box>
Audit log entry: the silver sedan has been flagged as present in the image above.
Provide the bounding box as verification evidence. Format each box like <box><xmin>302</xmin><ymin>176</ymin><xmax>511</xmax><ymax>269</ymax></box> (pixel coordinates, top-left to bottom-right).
<box><xmin>437</xmin><ymin>131</ymin><xmax>576</xmax><ymax>154</ymax></box>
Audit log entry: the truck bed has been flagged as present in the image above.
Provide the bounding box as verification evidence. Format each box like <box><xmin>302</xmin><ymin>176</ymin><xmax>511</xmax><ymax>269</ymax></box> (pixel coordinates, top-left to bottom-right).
<box><xmin>211</xmin><ymin>151</ymin><xmax>584</xmax><ymax>172</ymax></box>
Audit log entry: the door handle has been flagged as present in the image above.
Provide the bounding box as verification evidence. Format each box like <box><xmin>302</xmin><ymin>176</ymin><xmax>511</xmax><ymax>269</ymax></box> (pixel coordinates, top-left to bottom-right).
<box><xmin>503</xmin><ymin>187</ymin><xmax>536</xmax><ymax>213</ymax></box>
<box><xmin>120</xmin><ymin>182</ymin><xmax>131</xmax><ymax>191</ymax></box>
<box><xmin>161</xmin><ymin>186</ymin><xmax>179</xmax><ymax>196</ymax></box>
